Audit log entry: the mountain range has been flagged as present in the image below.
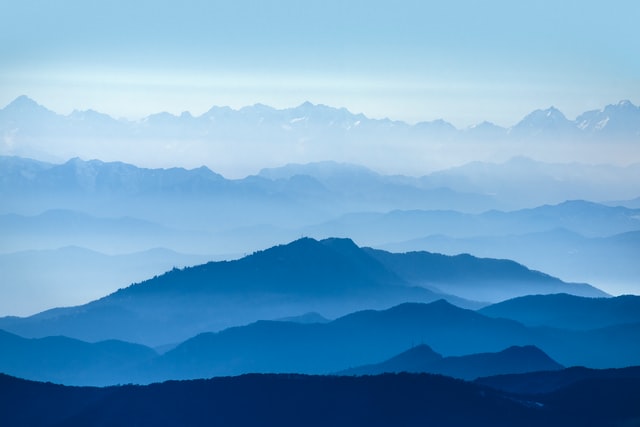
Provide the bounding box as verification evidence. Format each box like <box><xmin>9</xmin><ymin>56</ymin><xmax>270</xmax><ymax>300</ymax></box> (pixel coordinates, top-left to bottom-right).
<box><xmin>2</xmin><ymin>295</ymin><xmax>639</xmax><ymax>386</ymax></box>
<box><xmin>1</xmin><ymin>97</ymin><xmax>639</xmax><ymax>178</ymax></box>
<box><xmin>2</xmin><ymin>96</ymin><xmax>639</xmax><ymax>425</ymax></box>
<box><xmin>0</xmin><ymin>237</ymin><xmax>603</xmax><ymax>346</ymax></box>
<box><xmin>0</xmin><ymin>234</ymin><xmax>637</xmax><ymax>386</ymax></box>
<box><xmin>135</xmin><ymin>298</ymin><xmax>640</xmax><ymax>381</ymax></box>
<box><xmin>0</xmin><ymin>246</ymin><xmax>213</xmax><ymax>315</ymax></box>
<box><xmin>2</xmin><ymin>96</ymin><xmax>639</xmax><ymax>143</ymax></box>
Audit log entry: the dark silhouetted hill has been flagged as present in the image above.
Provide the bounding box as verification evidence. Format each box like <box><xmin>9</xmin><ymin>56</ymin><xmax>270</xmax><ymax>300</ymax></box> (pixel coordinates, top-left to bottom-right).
<box><xmin>2</xmin><ymin>370</ymin><xmax>640</xmax><ymax>427</ymax></box>
<box><xmin>476</xmin><ymin>365</ymin><xmax>640</xmax><ymax>395</ymax></box>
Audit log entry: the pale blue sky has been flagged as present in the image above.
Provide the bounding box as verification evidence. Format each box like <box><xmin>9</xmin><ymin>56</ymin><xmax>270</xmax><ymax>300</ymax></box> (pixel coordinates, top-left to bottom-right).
<box><xmin>2</xmin><ymin>0</ymin><xmax>639</xmax><ymax>127</ymax></box>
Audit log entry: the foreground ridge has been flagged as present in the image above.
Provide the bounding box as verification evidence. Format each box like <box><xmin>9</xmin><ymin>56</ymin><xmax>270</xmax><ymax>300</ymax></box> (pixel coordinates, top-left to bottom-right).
<box><xmin>2</xmin><ymin>370</ymin><xmax>639</xmax><ymax>427</ymax></box>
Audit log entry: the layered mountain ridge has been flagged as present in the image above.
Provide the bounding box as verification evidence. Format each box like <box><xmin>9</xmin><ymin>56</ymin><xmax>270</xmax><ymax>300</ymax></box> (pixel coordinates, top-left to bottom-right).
<box><xmin>2</xmin><ymin>96</ymin><xmax>639</xmax><ymax>140</ymax></box>
<box><xmin>2</xmin><ymin>294</ymin><xmax>639</xmax><ymax>386</ymax></box>
<box><xmin>0</xmin><ymin>237</ymin><xmax>602</xmax><ymax>346</ymax></box>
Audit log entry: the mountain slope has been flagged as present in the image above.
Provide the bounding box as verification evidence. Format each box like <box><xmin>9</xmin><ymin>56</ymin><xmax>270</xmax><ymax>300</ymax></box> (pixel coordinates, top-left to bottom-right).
<box><xmin>0</xmin><ymin>236</ymin><xmax>597</xmax><ymax>346</ymax></box>
<box><xmin>140</xmin><ymin>300</ymin><xmax>536</xmax><ymax>382</ymax></box>
<box><xmin>365</xmin><ymin>247</ymin><xmax>606</xmax><ymax>301</ymax></box>
<box><xmin>381</xmin><ymin>228</ymin><xmax>640</xmax><ymax>293</ymax></box>
<box><xmin>0</xmin><ymin>238</ymin><xmax>463</xmax><ymax>346</ymax></box>
<box><xmin>1</xmin><ymin>301</ymin><xmax>638</xmax><ymax>386</ymax></box>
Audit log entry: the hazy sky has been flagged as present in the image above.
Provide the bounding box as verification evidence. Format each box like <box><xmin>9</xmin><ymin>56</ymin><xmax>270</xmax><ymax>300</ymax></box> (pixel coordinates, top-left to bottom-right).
<box><xmin>1</xmin><ymin>0</ymin><xmax>639</xmax><ymax>127</ymax></box>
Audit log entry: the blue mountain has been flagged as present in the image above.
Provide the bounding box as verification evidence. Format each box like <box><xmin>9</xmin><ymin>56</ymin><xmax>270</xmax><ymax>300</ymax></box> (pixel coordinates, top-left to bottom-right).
<box><xmin>0</xmin><ymin>236</ymin><xmax>600</xmax><ymax>346</ymax></box>
<box><xmin>479</xmin><ymin>293</ymin><xmax>640</xmax><ymax>330</ymax></box>
<box><xmin>1</xmin><ymin>300</ymin><xmax>638</xmax><ymax>386</ymax></box>
<box><xmin>339</xmin><ymin>344</ymin><xmax>563</xmax><ymax>380</ymax></box>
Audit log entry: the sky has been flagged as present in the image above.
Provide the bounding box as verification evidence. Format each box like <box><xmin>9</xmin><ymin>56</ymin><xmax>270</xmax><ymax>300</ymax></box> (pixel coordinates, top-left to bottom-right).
<box><xmin>1</xmin><ymin>0</ymin><xmax>639</xmax><ymax>128</ymax></box>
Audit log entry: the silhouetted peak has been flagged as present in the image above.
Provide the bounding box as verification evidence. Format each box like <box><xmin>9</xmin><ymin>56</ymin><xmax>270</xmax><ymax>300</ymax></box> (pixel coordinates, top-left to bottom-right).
<box><xmin>6</xmin><ymin>95</ymin><xmax>39</xmax><ymax>108</ymax></box>
<box><xmin>528</xmin><ymin>106</ymin><xmax>567</xmax><ymax>121</ymax></box>
<box><xmin>394</xmin><ymin>343</ymin><xmax>443</xmax><ymax>360</ymax></box>
<box><xmin>616</xmin><ymin>99</ymin><xmax>635</xmax><ymax>108</ymax></box>
<box><xmin>512</xmin><ymin>106</ymin><xmax>573</xmax><ymax>133</ymax></box>
<box><xmin>495</xmin><ymin>345</ymin><xmax>565</xmax><ymax>369</ymax></box>
<box><xmin>283</xmin><ymin>236</ymin><xmax>322</xmax><ymax>249</ymax></box>
<box><xmin>297</xmin><ymin>101</ymin><xmax>315</xmax><ymax>109</ymax></box>
<box><xmin>262</xmin><ymin>237</ymin><xmax>361</xmax><ymax>256</ymax></box>
<box><xmin>319</xmin><ymin>237</ymin><xmax>359</xmax><ymax>251</ymax></box>
<box><xmin>3</xmin><ymin>95</ymin><xmax>52</xmax><ymax>115</ymax></box>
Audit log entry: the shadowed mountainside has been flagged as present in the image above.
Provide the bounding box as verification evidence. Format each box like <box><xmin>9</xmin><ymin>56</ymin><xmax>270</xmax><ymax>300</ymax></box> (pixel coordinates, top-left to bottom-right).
<box><xmin>136</xmin><ymin>301</ymin><xmax>639</xmax><ymax>384</ymax></box>
<box><xmin>2</xmin><ymin>369</ymin><xmax>640</xmax><ymax>427</ymax></box>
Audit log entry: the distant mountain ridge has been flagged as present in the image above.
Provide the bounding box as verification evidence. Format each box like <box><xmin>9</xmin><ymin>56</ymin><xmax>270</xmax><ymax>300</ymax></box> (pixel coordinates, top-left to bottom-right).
<box><xmin>2</xmin><ymin>96</ymin><xmax>638</xmax><ymax>141</ymax></box>
<box><xmin>2</xmin><ymin>96</ymin><xmax>639</xmax><ymax>181</ymax></box>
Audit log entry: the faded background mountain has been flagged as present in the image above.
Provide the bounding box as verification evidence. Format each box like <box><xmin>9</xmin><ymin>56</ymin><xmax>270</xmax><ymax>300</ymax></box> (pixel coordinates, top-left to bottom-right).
<box><xmin>1</xmin><ymin>96</ymin><xmax>639</xmax><ymax>177</ymax></box>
